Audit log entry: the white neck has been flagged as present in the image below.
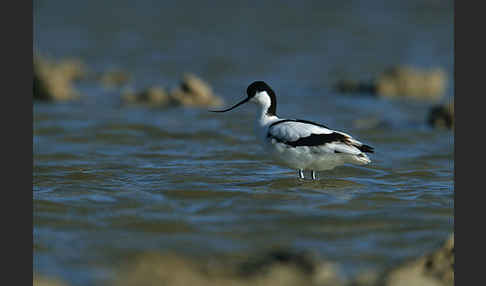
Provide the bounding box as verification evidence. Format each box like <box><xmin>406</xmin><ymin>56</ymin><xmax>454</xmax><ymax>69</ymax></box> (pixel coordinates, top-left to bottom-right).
<box><xmin>254</xmin><ymin>107</ymin><xmax>279</xmax><ymax>145</ymax></box>
<box><xmin>251</xmin><ymin>91</ymin><xmax>279</xmax><ymax>127</ymax></box>
<box><xmin>257</xmin><ymin>106</ymin><xmax>279</xmax><ymax>127</ymax></box>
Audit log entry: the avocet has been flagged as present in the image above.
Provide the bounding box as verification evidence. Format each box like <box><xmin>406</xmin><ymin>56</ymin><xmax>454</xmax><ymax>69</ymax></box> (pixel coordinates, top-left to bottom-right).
<box><xmin>211</xmin><ymin>81</ymin><xmax>374</xmax><ymax>180</ymax></box>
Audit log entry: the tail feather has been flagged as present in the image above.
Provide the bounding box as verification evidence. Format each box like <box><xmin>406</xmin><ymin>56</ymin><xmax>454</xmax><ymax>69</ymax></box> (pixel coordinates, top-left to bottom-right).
<box><xmin>358</xmin><ymin>144</ymin><xmax>374</xmax><ymax>153</ymax></box>
<box><xmin>342</xmin><ymin>135</ymin><xmax>374</xmax><ymax>154</ymax></box>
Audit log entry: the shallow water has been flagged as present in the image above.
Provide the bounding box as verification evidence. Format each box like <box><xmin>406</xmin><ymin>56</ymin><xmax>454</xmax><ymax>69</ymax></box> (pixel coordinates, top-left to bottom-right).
<box><xmin>34</xmin><ymin>1</ymin><xmax>453</xmax><ymax>285</ymax></box>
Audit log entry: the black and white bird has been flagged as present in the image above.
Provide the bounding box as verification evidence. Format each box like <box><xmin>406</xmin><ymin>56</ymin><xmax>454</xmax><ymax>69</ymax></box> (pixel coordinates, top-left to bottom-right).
<box><xmin>211</xmin><ymin>81</ymin><xmax>374</xmax><ymax>180</ymax></box>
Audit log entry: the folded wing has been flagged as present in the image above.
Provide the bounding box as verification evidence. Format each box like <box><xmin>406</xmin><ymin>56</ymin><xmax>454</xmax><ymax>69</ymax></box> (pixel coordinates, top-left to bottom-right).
<box><xmin>267</xmin><ymin>120</ymin><xmax>374</xmax><ymax>155</ymax></box>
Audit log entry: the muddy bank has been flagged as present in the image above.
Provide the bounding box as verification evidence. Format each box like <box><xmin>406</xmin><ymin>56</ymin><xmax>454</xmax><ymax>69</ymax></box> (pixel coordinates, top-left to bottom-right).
<box><xmin>335</xmin><ymin>66</ymin><xmax>447</xmax><ymax>100</ymax></box>
<box><xmin>385</xmin><ymin>234</ymin><xmax>454</xmax><ymax>286</ymax></box>
<box><xmin>114</xmin><ymin>237</ymin><xmax>453</xmax><ymax>286</ymax></box>
<box><xmin>113</xmin><ymin>249</ymin><xmax>344</xmax><ymax>286</ymax></box>
<box><xmin>34</xmin><ymin>234</ymin><xmax>453</xmax><ymax>286</ymax></box>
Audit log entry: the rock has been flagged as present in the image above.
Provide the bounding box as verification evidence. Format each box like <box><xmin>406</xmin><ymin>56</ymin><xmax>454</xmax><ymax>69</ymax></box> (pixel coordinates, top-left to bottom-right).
<box><xmin>122</xmin><ymin>74</ymin><xmax>223</xmax><ymax>108</ymax></box>
<box><xmin>33</xmin><ymin>56</ymin><xmax>86</xmax><ymax>101</ymax></box>
<box><xmin>428</xmin><ymin>101</ymin><xmax>454</xmax><ymax>129</ymax></box>
<box><xmin>169</xmin><ymin>74</ymin><xmax>223</xmax><ymax>108</ymax></box>
<box><xmin>335</xmin><ymin>66</ymin><xmax>447</xmax><ymax>100</ymax></box>
<box><xmin>376</xmin><ymin>66</ymin><xmax>447</xmax><ymax>100</ymax></box>
<box><xmin>385</xmin><ymin>234</ymin><xmax>454</xmax><ymax>286</ymax></box>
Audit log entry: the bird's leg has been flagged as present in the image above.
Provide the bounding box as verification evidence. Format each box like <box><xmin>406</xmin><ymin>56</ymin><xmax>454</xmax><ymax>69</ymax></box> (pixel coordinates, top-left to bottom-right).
<box><xmin>311</xmin><ymin>170</ymin><xmax>317</xmax><ymax>180</ymax></box>
<box><xmin>298</xmin><ymin>169</ymin><xmax>305</xmax><ymax>180</ymax></box>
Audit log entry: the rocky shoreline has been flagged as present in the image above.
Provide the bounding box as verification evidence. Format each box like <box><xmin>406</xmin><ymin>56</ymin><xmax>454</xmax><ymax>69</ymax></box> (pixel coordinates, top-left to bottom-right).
<box><xmin>33</xmin><ymin>55</ymin><xmax>223</xmax><ymax>108</ymax></box>
<box><xmin>33</xmin><ymin>56</ymin><xmax>453</xmax><ymax>130</ymax></box>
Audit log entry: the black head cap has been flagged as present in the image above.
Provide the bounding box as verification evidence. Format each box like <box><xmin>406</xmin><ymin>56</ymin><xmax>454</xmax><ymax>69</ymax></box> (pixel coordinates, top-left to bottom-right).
<box><xmin>246</xmin><ymin>81</ymin><xmax>277</xmax><ymax>116</ymax></box>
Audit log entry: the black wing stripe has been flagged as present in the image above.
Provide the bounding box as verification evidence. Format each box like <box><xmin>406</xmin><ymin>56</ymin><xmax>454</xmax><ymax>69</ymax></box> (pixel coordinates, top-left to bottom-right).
<box><xmin>268</xmin><ymin>132</ymin><xmax>375</xmax><ymax>153</ymax></box>
<box><xmin>288</xmin><ymin>133</ymin><xmax>347</xmax><ymax>147</ymax></box>
<box><xmin>268</xmin><ymin>132</ymin><xmax>348</xmax><ymax>147</ymax></box>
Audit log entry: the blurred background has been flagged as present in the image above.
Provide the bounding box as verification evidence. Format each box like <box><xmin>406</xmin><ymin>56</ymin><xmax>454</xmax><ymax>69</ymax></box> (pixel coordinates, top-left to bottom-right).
<box><xmin>34</xmin><ymin>1</ymin><xmax>454</xmax><ymax>286</ymax></box>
